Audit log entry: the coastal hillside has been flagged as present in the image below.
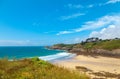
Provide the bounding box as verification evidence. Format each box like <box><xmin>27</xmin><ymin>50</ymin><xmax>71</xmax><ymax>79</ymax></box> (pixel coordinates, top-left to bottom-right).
<box><xmin>49</xmin><ymin>38</ymin><xmax>120</xmax><ymax>57</ymax></box>
<box><xmin>0</xmin><ymin>57</ymin><xmax>89</xmax><ymax>79</ymax></box>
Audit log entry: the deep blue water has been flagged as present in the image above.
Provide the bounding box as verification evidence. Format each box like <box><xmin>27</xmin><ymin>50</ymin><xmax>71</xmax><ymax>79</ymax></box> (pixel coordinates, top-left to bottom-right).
<box><xmin>0</xmin><ymin>46</ymin><xmax>75</xmax><ymax>61</ymax></box>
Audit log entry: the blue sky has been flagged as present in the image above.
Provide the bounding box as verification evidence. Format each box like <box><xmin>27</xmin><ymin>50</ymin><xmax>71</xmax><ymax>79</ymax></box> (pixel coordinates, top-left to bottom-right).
<box><xmin>0</xmin><ymin>0</ymin><xmax>120</xmax><ymax>46</ymax></box>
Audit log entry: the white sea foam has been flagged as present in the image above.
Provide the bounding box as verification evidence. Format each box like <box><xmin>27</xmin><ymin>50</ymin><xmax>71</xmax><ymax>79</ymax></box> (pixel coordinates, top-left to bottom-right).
<box><xmin>39</xmin><ymin>52</ymin><xmax>76</xmax><ymax>61</ymax></box>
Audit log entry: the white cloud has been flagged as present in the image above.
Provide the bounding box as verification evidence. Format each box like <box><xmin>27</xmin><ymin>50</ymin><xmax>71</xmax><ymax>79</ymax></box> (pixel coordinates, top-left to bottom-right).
<box><xmin>74</xmin><ymin>14</ymin><xmax>120</xmax><ymax>32</ymax></box>
<box><xmin>57</xmin><ymin>14</ymin><xmax>120</xmax><ymax>35</ymax></box>
<box><xmin>65</xmin><ymin>0</ymin><xmax>120</xmax><ymax>9</ymax></box>
<box><xmin>98</xmin><ymin>0</ymin><xmax>120</xmax><ymax>6</ymax></box>
<box><xmin>61</xmin><ymin>13</ymin><xmax>85</xmax><ymax>20</ymax></box>
<box><xmin>66</xmin><ymin>3</ymin><xmax>95</xmax><ymax>9</ymax></box>
<box><xmin>66</xmin><ymin>4</ymin><xmax>83</xmax><ymax>9</ymax></box>
<box><xmin>56</xmin><ymin>31</ymin><xmax>72</xmax><ymax>35</ymax></box>
<box><xmin>106</xmin><ymin>0</ymin><xmax>120</xmax><ymax>4</ymax></box>
<box><xmin>87</xmin><ymin>4</ymin><xmax>94</xmax><ymax>8</ymax></box>
<box><xmin>89</xmin><ymin>25</ymin><xmax>120</xmax><ymax>39</ymax></box>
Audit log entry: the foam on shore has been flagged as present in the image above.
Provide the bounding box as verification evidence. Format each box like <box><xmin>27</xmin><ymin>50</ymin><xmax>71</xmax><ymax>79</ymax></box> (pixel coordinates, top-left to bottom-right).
<box><xmin>39</xmin><ymin>52</ymin><xmax>76</xmax><ymax>62</ymax></box>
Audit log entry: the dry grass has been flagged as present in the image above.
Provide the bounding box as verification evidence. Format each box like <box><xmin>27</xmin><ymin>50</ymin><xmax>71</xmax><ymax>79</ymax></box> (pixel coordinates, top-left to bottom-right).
<box><xmin>0</xmin><ymin>57</ymin><xmax>89</xmax><ymax>79</ymax></box>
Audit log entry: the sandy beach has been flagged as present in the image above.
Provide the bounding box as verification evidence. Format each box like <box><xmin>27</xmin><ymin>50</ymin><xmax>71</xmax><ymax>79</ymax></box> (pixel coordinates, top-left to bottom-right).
<box><xmin>55</xmin><ymin>55</ymin><xmax>120</xmax><ymax>74</ymax></box>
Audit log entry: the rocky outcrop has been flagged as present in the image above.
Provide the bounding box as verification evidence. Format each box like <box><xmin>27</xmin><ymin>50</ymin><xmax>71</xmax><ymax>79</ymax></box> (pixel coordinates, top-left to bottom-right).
<box><xmin>69</xmin><ymin>48</ymin><xmax>85</xmax><ymax>53</ymax></box>
<box><xmin>47</xmin><ymin>46</ymin><xmax>72</xmax><ymax>50</ymax></box>
<box><xmin>69</xmin><ymin>48</ymin><xmax>120</xmax><ymax>58</ymax></box>
<box><xmin>48</xmin><ymin>45</ymin><xmax>120</xmax><ymax>58</ymax></box>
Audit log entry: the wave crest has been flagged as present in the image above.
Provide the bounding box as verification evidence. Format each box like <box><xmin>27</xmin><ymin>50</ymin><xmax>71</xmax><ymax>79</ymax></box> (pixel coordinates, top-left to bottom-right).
<box><xmin>39</xmin><ymin>52</ymin><xmax>76</xmax><ymax>61</ymax></box>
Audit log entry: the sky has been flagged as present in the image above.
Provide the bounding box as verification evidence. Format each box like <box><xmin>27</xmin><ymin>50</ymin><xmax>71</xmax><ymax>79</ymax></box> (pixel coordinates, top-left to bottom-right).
<box><xmin>0</xmin><ymin>0</ymin><xmax>120</xmax><ymax>46</ymax></box>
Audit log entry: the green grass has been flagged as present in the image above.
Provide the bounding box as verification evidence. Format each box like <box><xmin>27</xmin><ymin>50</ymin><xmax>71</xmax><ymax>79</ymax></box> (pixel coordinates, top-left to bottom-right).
<box><xmin>92</xmin><ymin>40</ymin><xmax>120</xmax><ymax>50</ymax></box>
<box><xmin>0</xmin><ymin>57</ymin><xmax>89</xmax><ymax>79</ymax></box>
<box><xmin>80</xmin><ymin>40</ymin><xmax>120</xmax><ymax>51</ymax></box>
<box><xmin>76</xmin><ymin>39</ymin><xmax>119</xmax><ymax>50</ymax></box>
<box><xmin>55</xmin><ymin>39</ymin><xmax>120</xmax><ymax>51</ymax></box>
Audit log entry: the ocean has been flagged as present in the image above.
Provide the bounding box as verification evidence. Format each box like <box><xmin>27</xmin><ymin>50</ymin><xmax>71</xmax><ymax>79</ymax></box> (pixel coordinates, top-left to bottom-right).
<box><xmin>0</xmin><ymin>46</ymin><xmax>75</xmax><ymax>62</ymax></box>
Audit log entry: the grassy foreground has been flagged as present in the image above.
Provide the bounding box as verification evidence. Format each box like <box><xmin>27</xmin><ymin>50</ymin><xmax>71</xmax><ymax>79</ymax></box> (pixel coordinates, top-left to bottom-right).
<box><xmin>0</xmin><ymin>57</ymin><xmax>89</xmax><ymax>79</ymax></box>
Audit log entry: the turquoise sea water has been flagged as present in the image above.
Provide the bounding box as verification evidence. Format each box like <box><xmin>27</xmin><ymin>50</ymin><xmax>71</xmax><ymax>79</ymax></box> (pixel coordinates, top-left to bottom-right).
<box><xmin>0</xmin><ymin>46</ymin><xmax>75</xmax><ymax>61</ymax></box>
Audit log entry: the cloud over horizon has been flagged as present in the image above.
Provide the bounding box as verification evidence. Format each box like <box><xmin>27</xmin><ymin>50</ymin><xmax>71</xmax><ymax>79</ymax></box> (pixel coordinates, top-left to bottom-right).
<box><xmin>89</xmin><ymin>25</ymin><xmax>120</xmax><ymax>39</ymax></box>
<box><xmin>0</xmin><ymin>0</ymin><xmax>120</xmax><ymax>45</ymax></box>
<box><xmin>57</xmin><ymin>13</ymin><xmax>120</xmax><ymax>39</ymax></box>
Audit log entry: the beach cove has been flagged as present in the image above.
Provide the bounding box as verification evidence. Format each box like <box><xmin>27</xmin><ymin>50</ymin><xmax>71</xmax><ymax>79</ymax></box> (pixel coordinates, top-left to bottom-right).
<box><xmin>0</xmin><ymin>46</ymin><xmax>120</xmax><ymax>78</ymax></box>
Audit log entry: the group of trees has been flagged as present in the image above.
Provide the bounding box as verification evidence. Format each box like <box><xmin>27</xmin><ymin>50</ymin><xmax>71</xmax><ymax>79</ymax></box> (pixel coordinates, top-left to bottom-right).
<box><xmin>81</xmin><ymin>37</ymin><xmax>120</xmax><ymax>45</ymax></box>
<box><xmin>51</xmin><ymin>37</ymin><xmax>120</xmax><ymax>53</ymax></box>
<box><xmin>81</xmin><ymin>37</ymin><xmax>120</xmax><ymax>53</ymax></box>
<box><xmin>81</xmin><ymin>37</ymin><xmax>101</xmax><ymax>45</ymax></box>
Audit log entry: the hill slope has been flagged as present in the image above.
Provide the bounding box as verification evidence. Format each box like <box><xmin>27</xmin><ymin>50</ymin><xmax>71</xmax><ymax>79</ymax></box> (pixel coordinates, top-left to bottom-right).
<box><xmin>50</xmin><ymin>39</ymin><xmax>120</xmax><ymax>57</ymax></box>
<box><xmin>0</xmin><ymin>57</ymin><xmax>89</xmax><ymax>79</ymax></box>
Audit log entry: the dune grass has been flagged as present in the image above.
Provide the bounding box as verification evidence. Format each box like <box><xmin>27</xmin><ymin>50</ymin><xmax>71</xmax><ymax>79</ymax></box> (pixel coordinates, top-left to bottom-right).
<box><xmin>0</xmin><ymin>57</ymin><xmax>89</xmax><ymax>79</ymax></box>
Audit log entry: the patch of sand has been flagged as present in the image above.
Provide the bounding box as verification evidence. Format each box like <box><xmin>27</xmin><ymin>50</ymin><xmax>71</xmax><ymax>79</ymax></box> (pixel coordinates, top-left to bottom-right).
<box><xmin>55</xmin><ymin>55</ymin><xmax>120</xmax><ymax>74</ymax></box>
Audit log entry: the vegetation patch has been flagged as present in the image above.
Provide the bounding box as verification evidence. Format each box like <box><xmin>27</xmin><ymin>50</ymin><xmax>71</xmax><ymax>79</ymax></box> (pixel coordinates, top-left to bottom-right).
<box><xmin>0</xmin><ymin>57</ymin><xmax>89</xmax><ymax>79</ymax></box>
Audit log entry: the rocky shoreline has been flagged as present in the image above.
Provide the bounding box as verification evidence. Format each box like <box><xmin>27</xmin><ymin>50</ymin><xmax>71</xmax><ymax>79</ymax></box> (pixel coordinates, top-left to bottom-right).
<box><xmin>47</xmin><ymin>46</ymin><xmax>120</xmax><ymax>58</ymax></box>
